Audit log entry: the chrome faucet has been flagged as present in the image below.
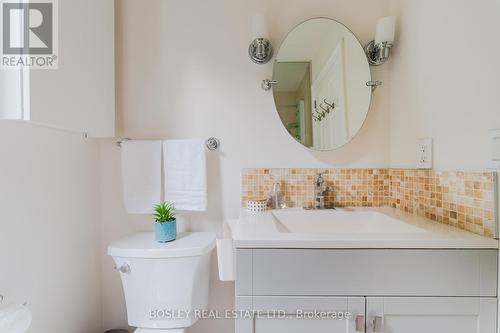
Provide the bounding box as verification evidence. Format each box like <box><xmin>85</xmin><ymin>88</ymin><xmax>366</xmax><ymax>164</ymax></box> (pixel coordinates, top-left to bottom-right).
<box><xmin>313</xmin><ymin>171</ymin><xmax>333</xmax><ymax>209</ymax></box>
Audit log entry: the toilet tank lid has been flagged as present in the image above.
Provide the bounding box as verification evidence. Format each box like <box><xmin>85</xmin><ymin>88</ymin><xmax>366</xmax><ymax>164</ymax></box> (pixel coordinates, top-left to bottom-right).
<box><xmin>107</xmin><ymin>232</ymin><xmax>216</xmax><ymax>258</ymax></box>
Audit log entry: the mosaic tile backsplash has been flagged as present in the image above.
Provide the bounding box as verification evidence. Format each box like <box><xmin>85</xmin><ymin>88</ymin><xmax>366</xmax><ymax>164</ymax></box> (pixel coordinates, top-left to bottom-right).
<box><xmin>241</xmin><ymin>168</ymin><xmax>497</xmax><ymax>238</ymax></box>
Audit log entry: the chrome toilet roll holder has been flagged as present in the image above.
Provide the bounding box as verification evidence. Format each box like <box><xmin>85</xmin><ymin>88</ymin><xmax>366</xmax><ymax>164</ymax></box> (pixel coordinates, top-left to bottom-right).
<box><xmin>0</xmin><ymin>294</ymin><xmax>28</xmax><ymax>306</ymax></box>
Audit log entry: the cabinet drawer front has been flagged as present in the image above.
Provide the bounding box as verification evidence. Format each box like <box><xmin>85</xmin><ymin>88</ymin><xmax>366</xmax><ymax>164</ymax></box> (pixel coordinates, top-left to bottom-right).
<box><xmin>236</xmin><ymin>296</ymin><xmax>364</xmax><ymax>333</ymax></box>
<box><xmin>249</xmin><ymin>249</ymin><xmax>497</xmax><ymax>296</ymax></box>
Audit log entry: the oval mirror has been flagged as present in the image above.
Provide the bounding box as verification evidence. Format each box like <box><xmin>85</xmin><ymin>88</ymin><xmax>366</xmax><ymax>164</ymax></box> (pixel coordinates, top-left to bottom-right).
<box><xmin>272</xmin><ymin>18</ymin><xmax>371</xmax><ymax>151</ymax></box>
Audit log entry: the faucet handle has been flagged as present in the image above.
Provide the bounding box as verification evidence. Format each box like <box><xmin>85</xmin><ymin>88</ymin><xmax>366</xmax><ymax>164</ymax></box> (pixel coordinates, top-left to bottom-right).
<box><xmin>315</xmin><ymin>171</ymin><xmax>328</xmax><ymax>184</ymax></box>
<box><xmin>314</xmin><ymin>170</ymin><xmax>328</xmax><ymax>187</ymax></box>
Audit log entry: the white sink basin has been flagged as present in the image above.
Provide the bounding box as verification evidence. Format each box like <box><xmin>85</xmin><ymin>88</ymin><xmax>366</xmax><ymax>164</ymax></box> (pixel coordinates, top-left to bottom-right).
<box><xmin>272</xmin><ymin>209</ymin><xmax>427</xmax><ymax>234</ymax></box>
<box><xmin>229</xmin><ymin>207</ymin><xmax>499</xmax><ymax>249</ymax></box>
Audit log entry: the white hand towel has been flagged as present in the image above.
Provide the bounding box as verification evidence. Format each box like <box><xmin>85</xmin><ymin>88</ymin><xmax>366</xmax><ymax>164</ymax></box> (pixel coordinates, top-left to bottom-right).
<box><xmin>121</xmin><ymin>140</ymin><xmax>162</xmax><ymax>214</ymax></box>
<box><xmin>163</xmin><ymin>140</ymin><xmax>207</xmax><ymax>211</ymax></box>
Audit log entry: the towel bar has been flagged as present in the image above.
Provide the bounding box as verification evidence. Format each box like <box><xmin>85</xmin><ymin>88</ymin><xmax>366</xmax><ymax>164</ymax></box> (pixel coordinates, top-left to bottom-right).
<box><xmin>116</xmin><ymin>137</ymin><xmax>220</xmax><ymax>151</ymax></box>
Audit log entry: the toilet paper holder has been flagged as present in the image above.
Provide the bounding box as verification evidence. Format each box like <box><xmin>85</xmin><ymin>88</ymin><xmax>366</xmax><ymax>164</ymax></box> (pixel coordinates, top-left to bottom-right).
<box><xmin>216</xmin><ymin>238</ymin><xmax>236</xmax><ymax>281</ymax></box>
<box><xmin>0</xmin><ymin>294</ymin><xmax>28</xmax><ymax>306</ymax></box>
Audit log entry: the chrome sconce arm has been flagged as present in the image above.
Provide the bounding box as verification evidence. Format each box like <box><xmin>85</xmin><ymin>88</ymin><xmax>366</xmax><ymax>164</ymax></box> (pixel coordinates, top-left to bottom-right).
<box><xmin>365</xmin><ymin>40</ymin><xmax>393</xmax><ymax>66</ymax></box>
<box><xmin>261</xmin><ymin>79</ymin><xmax>277</xmax><ymax>91</ymax></box>
<box><xmin>249</xmin><ymin>38</ymin><xmax>273</xmax><ymax>64</ymax></box>
<box><xmin>366</xmin><ymin>80</ymin><xmax>383</xmax><ymax>92</ymax></box>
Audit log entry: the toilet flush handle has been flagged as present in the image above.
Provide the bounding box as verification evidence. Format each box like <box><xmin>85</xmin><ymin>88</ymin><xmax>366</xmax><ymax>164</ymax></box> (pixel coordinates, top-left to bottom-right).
<box><xmin>114</xmin><ymin>263</ymin><xmax>130</xmax><ymax>274</ymax></box>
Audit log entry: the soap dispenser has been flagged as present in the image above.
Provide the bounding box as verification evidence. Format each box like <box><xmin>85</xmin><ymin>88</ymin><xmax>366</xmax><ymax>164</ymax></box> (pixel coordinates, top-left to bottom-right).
<box><xmin>268</xmin><ymin>180</ymin><xmax>285</xmax><ymax>209</ymax></box>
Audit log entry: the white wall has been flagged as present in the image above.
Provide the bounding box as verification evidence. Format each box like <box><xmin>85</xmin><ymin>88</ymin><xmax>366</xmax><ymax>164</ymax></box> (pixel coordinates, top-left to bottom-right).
<box><xmin>0</xmin><ymin>121</ymin><xmax>102</xmax><ymax>332</ymax></box>
<box><xmin>101</xmin><ymin>0</ymin><xmax>391</xmax><ymax>331</ymax></box>
<box><xmin>388</xmin><ymin>0</ymin><xmax>500</xmax><ymax>170</ymax></box>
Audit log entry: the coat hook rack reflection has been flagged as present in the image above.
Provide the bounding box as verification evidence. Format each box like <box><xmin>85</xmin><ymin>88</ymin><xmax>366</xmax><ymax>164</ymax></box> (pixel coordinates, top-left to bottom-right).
<box><xmin>313</xmin><ymin>107</ymin><xmax>321</xmax><ymax>122</ymax></box>
<box><xmin>323</xmin><ymin>99</ymin><xmax>335</xmax><ymax>109</ymax></box>
<box><xmin>319</xmin><ymin>104</ymin><xmax>330</xmax><ymax>114</ymax></box>
<box><xmin>314</xmin><ymin>107</ymin><xmax>323</xmax><ymax>121</ymax></box>
<box><xmin>313</xmin><ymin>99</ymin><xmax>336</xmax><ymax>122</ymax></box>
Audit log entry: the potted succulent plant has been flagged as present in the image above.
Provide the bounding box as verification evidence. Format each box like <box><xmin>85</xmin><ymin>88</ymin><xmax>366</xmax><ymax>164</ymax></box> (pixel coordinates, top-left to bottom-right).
<box><xmin>153</xmin><ymin>202</ymin><xmax>177</xmax><ymax>242</ymax></box>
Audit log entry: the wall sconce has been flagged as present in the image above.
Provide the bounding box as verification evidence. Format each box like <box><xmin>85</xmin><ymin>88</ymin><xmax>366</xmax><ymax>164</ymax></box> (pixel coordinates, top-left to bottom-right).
<box><xmin>365</xmin><ymin>16</ymin><xmax>396</xmax><ymax>66</ymax></box>
<box><xmin>248</xmin><ymin>14</ymin><xmax>273</xmax><ymax>64</ymax></box>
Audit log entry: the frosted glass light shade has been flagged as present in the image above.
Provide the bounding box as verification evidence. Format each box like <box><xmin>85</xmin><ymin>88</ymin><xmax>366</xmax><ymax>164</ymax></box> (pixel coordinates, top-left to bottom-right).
<box><xmin>375</xmin><ymin>16</ymin><xmax>395</xmax><ymax>45</ymax></box>
<box><xmin>251</xmin><ymin>14</ymin><xmax>269</xmax><ymax>39</ymax></box>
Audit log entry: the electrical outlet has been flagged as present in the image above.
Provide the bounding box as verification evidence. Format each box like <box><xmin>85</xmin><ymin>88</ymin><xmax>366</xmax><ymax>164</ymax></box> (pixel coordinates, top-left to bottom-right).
<box><xmin>417</xmin><ymin>138</ymin><xmax>433</xmax><ymax>169</ymax></box>
<box><xmin>489</xmin><ymin>129</ymin><xmax>500</xmax><ymax>168</ymax></box>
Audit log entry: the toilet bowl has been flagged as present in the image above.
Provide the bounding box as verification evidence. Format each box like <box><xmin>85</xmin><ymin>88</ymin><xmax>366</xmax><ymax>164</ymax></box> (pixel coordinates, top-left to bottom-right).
<box><xmin>108</xmin><ymin>232</ymin><xmax>216</xmax><ymax>333</ymax></box>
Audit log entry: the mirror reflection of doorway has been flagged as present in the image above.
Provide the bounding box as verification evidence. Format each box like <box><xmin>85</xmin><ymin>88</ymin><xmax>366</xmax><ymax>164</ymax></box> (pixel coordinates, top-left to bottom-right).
<box><xmin>273</xmin><ymin>62</ymin><xmax>313</xmax><ymax>146</ymax></box>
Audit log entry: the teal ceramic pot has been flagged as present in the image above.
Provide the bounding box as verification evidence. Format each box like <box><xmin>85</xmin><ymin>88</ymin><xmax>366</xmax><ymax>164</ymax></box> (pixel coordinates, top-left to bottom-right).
<box><xmin>155</xmin><ymin>219</ymin><xmax>176</xmax><ymax>242</ymax></box>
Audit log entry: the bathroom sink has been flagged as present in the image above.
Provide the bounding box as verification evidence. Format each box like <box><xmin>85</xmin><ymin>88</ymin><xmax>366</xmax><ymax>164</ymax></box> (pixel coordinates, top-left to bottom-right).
<box><xmin>229</xmin><ymin>207</ymin><xmax>499</xmax><ymax>249</ymax></box>
<box><xmin>271</xmin><ymin>208</ymin><xmax>426</xmax><ymax>234</ymax></box>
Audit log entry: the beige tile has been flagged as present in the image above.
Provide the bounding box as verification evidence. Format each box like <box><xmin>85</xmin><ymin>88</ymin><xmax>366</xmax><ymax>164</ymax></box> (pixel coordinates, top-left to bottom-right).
<box><xmin>241</xmin><ymin>168</ymin><xmax>496</xmax><ymax>238</ymax></box>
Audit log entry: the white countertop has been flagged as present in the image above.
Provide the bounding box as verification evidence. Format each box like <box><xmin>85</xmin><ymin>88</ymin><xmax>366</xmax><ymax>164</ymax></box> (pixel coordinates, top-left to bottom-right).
<box><xmin>227</xmin><ymin>207</ymin><xmax>499</xmax><ymax>249</ymax></box>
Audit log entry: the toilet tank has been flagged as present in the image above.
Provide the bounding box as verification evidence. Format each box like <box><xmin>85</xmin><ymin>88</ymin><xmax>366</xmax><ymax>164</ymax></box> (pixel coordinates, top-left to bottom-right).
<box><xmin>108</xmin><ymin>232</ymin><xmax>216</xmax><ymax>329</ymax></box>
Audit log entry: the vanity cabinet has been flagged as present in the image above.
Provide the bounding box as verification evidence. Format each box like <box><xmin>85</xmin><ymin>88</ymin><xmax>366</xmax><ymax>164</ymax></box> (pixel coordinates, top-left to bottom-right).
<box><xmin>237</xmin><ymin>296</ymin><xmax>364</xmax><ymax>333</ymax></box>
<box><xmin>366</xmin><ymin>297</ymin><xmax>496</xmax><ymax>333</ymax></box>
<box><xmin>235</xmin><ymin>249</ymin><xmax>498</xmax><ymax>333</ymax></box>
<box><xmin>237</xmin><ymin>296</ymin><xmax>496</xmax><ymax>333</ymax></box>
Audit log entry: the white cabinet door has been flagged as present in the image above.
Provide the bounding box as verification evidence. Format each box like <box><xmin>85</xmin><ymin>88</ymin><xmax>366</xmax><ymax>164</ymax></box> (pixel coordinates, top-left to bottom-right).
<box><xmin>28</xmin><ymin>0</ymin><xmax>115</xmax><ymax>137</ymax></box>
<box><xmin>236</xmin><ymin>296</ymin><xmax>365</xmax><ymax>333</ymax></box>
<box><xmin>366</xmin><ymin>297</ymin><xmax>497</xmax><ymax>333</ymax></box>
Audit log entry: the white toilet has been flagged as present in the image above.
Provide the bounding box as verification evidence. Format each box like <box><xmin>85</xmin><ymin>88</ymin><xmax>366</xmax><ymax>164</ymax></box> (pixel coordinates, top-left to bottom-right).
<box><xmin>108</xmin><ymin>232</ymin><xmax>216</xmax><ymax>333</ymax></box>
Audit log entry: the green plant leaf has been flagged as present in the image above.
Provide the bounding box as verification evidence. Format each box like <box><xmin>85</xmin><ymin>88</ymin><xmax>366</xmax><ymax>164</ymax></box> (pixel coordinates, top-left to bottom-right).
<box><xmin>153</xmin><ymin>201</ymin><xmax>176</xmax><ymax>222</ymax></box>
